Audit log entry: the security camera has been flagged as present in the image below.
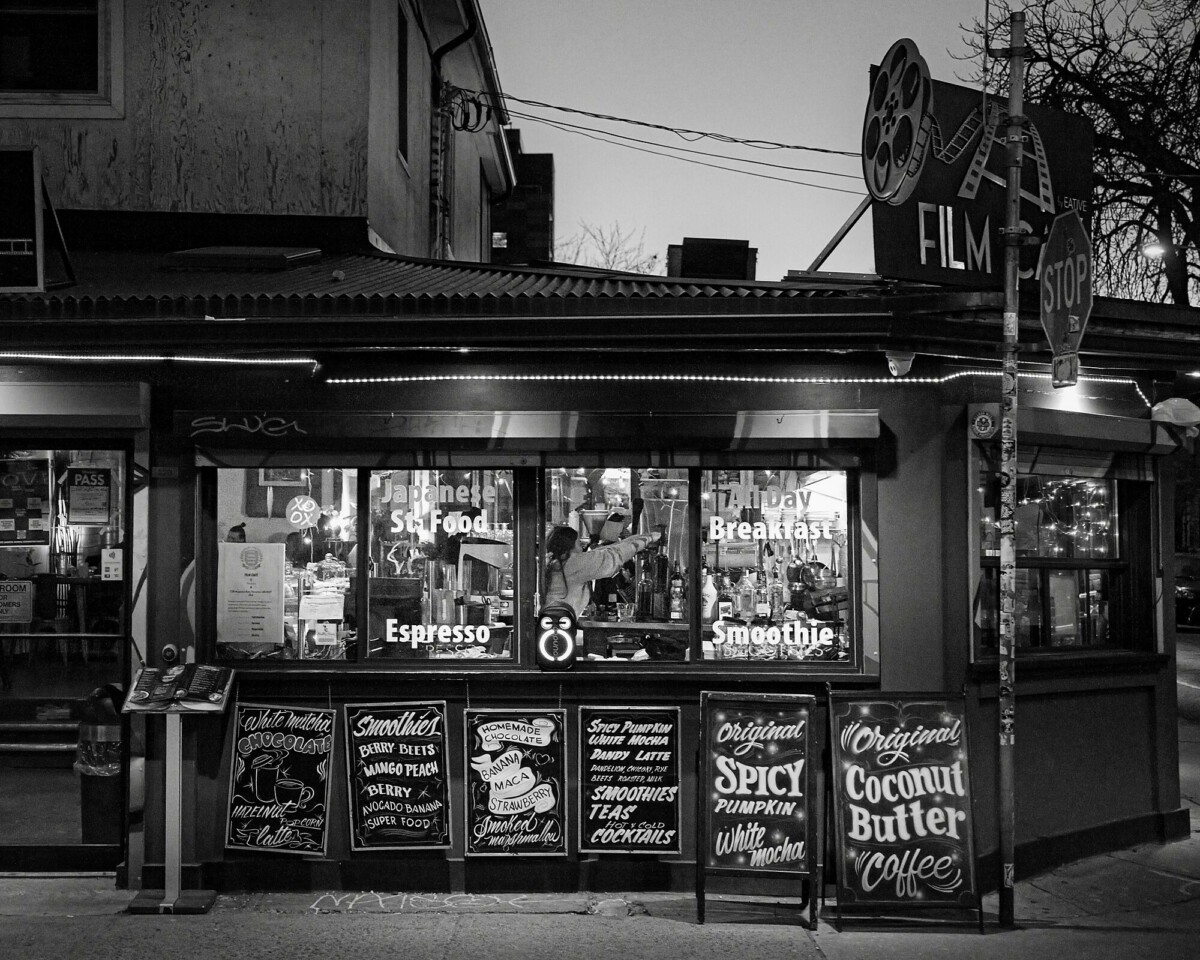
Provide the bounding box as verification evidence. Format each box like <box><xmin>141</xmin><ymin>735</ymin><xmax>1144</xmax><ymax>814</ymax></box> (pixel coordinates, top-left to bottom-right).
<box><xmin>886</xmin><ymin>351</ymin><xmax>916</xmax><ymax>377</ymax></box>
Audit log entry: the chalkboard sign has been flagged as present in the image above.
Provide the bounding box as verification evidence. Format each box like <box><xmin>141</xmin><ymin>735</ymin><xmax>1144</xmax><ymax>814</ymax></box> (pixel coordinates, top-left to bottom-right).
<box><xmin>579</xmin><ymin>706</ymin><xmax>680</xmax><ymax>854</ymax></box>
<box><xmin>828</xmin><ymin>694</ymin><xmax>978</xmax><ymax>909</ymax></box>
<box><xmin>465</xmin><ymin>709</ymin><xmax>566</xmax><ymax>857</ymax></box>
<box><xmin>225</xmin><ymin>703</ymin><xmax>336</xmax><ymax>855</ymax></box>
<box><xmin>700</xmin><ymin>692</ymin><xmax>816</xmax><ymax>874</ymax></box>
<box><xmin>344</xmin><ymin>701</ymin><xmax>450</xmax><ymax>850</ymax></box>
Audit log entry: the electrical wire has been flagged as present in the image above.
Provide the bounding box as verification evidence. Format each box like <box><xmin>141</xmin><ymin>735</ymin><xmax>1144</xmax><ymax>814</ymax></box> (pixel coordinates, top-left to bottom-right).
<box><xmin>503</xmin><ymin>107</ymin><xmax>862</xmax><ymax>180</ymax></box>
<box><xmin>458</xmin><ymin>87</ymin><xmax>860</xmax><ymax>157</ymax></box>
<box><xmin>513</xmin><ymin>112</ymin><xmax>867</xmax><ymax>196</ymax></box>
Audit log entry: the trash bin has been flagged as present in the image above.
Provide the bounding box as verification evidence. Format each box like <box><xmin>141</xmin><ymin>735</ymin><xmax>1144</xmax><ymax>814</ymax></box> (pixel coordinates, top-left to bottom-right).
<box><xmin>75</xmin><ymin>686</ymin><xmax>124</xmax><ymax>845</ymax></box>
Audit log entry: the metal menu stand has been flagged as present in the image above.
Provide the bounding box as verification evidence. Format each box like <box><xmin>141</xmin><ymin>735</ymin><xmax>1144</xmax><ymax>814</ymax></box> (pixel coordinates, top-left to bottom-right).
<box><xmin>124</xmin><ymin>666</ymin><xmax>235</xmax><ymax>914</ymax></box>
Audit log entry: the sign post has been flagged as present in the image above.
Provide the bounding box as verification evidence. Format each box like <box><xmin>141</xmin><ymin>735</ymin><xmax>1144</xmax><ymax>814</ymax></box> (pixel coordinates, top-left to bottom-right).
<box><xmin>1038</xmin><ymin>210</ymin><xmax>1094</xmax><ymax>387</ymax></box>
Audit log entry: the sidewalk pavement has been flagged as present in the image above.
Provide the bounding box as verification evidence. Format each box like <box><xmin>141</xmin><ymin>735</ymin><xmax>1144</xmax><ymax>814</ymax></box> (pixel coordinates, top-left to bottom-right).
<box><xmin>1</xmin><ymin>719</ymin><xmax>1197</xmax><ymax>960</ymax></box>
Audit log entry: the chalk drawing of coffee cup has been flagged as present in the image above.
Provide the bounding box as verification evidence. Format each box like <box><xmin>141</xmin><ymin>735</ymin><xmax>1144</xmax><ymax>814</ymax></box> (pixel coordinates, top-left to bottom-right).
<box><xmin>274</xmin><ymin>778</ymin><xmax>314</xmax><ymax>811</ymax></box>
<box><xmin>250</xmin><ymin>751</ymin><xmax>286</xmax><ymax>802</ymax></box>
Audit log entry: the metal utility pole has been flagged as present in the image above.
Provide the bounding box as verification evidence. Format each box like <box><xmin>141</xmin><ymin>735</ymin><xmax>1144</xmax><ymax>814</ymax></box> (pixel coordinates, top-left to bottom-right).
<box><xmin>995</xmin><ymin>10</ymin><xmax>1026</xmax><ymax>928</ymax></box>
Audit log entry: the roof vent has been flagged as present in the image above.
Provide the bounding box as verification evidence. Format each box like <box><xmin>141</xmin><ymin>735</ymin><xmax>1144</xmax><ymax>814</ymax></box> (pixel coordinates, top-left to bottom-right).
<box><xmin>162</xmin><ymin>246</ymin><xmax>322</xmax><ymax>271</ymax></box>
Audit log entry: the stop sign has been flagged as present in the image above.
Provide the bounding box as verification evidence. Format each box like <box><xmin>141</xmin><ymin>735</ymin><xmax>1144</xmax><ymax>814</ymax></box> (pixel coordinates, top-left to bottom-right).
<box><xmin>1038</xmin><ymin>211</ymin><xmax>1093</xmax><ymax>355</ymax></box>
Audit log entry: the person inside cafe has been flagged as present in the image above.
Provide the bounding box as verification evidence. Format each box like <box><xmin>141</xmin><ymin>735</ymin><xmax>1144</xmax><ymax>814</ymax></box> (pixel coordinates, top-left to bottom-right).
<box><xmin>542</xmin><ymin>525</ymin><xmax>660</xmax><ymax>618</ymax></box>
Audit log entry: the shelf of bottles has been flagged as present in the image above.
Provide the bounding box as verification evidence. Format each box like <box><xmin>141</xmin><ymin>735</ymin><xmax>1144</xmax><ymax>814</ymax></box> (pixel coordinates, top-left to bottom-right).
<box><xmin>543</xmin><ymin>468</ymin><xmax>852</xmax><ymax>664</ymax></box>
<box><xmin>699</xmin><ymin>469</ymin><xmax>850</xmax><ymax>663</ymax></box>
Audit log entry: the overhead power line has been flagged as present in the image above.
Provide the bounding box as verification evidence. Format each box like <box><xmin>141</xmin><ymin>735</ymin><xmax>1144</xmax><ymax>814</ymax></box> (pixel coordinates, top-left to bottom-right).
<box><xmin>461</xmin><ymin>87</ymin><xmax>860</xmax><ymax>157</ymax></box>
<box><xmin>515</xmin><ymin>111</ymin><xmax>867</xmax><ymax>196</ymax></box>
<box><xmin>503</xmin><ymin>107</ymin><xmax>862</xmax><ymax>181</ymax></box>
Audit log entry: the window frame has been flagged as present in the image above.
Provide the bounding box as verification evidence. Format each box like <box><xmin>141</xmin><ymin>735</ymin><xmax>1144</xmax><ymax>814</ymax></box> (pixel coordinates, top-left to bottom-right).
<box><xmin>970</xmin><ymin>442</ymin><xmax>1157</xmax><ymax>661</ymax></box>
<box><xmin>198</xmin><ymin>458</ymin><xmax>871</xmax><ymax>674</ymax></box>
<box><xmin>0</xmin><ymin>0</ymin><xmax>124</xmax><ymax>119</ymax></box>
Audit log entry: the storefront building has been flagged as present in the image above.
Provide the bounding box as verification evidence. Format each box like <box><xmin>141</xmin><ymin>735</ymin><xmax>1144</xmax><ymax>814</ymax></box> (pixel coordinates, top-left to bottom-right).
<box><xmin>1</xmin><ymin>250</ymin><xmax>1193</xmax><ymax>893</ymax></box>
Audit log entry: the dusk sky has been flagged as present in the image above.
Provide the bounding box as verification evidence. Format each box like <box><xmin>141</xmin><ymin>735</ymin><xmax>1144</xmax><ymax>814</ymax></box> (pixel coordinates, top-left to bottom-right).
<box><xmin>481</xmin><ymin>0</ymin><xmax>992</xmax><ymax>280</ymax></box>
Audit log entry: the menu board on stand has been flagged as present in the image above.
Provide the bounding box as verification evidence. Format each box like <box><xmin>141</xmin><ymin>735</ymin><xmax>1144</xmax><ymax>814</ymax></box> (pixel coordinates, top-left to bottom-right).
<box><xmin>827</xmin><ymin>693</ymin><xmax>982</xmax><ymax>930</ymax></box>
<box><xmin>579</xmin><ymin>706</ymin><xmax>680</xmax><ymax>854</ymax></box>
<box><xmin>225</xmin><ymin>703</ymin><xmax>336</xmax><ymax>856</ymax></box>
<box><xmin>344</xmin><ymin>701</ymin><xmax>450</xmax><ymax>850</ymax></box>
<box><xmin>697</xmin><ymin>692</ymin><xmax>819</xmax><ymax>927</ymax></box>
<box><xmin>465</xmin><ymin>709</ymin><xmax>566</xmax><ymax>856</ymax></box>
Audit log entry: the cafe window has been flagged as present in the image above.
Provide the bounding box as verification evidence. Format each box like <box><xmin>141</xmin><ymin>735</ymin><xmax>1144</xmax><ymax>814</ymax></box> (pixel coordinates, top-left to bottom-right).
<box><xmin>0</xmin><ymin>448</ymin><xmax>126</xmax><ymax>637</ymax></box>
<box><xmin>700</xmin><ymin>469</ymin><xmax>851</xmax><ymax>663</ymax></box>
<box><xmin>366</xmin><ymin>469</ymin><xmax>514</xmax><ymax>661</ymax></box>
<box><xmin>973</xmin><ymin>448</ymin><xmax>1154</xmax><ymax>655</ymax></box>
<box><xmin>0</xmin><ymin>1</ymin><xmax>124</xmax><ymax>117</ymax></box>
<box><xmin>214</xmin><ymin>467</ymin><xmax>358</xmax><ymax>660</ymax></box>
<box><xmin>541</xmin><ymin>467</ymin><xmax>855</xmax><ymax>666</ymax></box>
<box><xmin>543</xmin><ymin>467</ymin><xmax>691</xmax><ymax>662</ymax></box>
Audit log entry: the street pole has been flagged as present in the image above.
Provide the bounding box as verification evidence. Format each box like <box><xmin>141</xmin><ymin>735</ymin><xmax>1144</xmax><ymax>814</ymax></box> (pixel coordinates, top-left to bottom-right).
<box><xmin>996</xmin><ymin>10</ymin><xmax>1026</xmax><ymax>928</ymax></box>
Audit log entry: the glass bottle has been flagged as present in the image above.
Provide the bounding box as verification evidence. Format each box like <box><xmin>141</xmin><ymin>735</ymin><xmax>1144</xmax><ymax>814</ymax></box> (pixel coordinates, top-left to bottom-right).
<box><xmin>717</xmin><ymin>573</ymin><xmax>734</xmax><ymax>620</ymax></box>
<box><xmin>754</xmin><ymin>572</ymin><xmax>771</xmax><ymax>620</ymax></box>
<box><xmin>700</xmin><ymin>566</ymin><xmax>718</xmax><ymax>623</ymax></box>
<box><xmin>738</xmin><ymin>570</ymin><xmax>756</xmax><ymax>619</ymax></box>
<box><xmin>669</xmin><ymin>562</ymin><xmax>685</xmax><ymax>621</ymax></box>
<box><xmin>636</xmin><ymin>561</ymin><xmax>654</xmax><ymax>621</ymax></box>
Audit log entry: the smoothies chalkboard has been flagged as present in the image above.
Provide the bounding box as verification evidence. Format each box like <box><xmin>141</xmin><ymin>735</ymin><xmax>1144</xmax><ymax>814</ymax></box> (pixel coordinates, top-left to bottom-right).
<box><xmin>465</xmin><ymin>709</ymin><xmax>566</xmax><ymax>856</ymax></box>
<box><xmin>828</xmin><ymin>694</ymin><xmax>978</xmax><ymax>911</ymax></box>
<box><xmin>225</xmin><ymin>703</ymin><xmax>336</xmax><ymax>855</ymax></box>
<box><xmin>579</xmin><ymin>706</ymin><xmax>680</xmax><ymax>854</ymax></box>
<box><xmin>345</xmin><ymin>701</ymin><xmax>450</xmax><ymax>850</ymax></box>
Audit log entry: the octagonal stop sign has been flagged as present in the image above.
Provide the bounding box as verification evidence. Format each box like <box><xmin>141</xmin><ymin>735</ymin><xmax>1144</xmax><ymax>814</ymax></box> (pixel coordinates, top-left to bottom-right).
<box><xmin>1037</xmin><ymin>211</ymin><xmax>1093</xmax><ymax>385</ymax></box>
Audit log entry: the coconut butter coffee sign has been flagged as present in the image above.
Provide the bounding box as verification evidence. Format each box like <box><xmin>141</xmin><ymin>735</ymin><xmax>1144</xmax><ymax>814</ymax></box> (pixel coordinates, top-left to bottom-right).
<box><xmin>579</xmin><ymin>706</ymin><xmax>680</xmax><ymax>854</ymax></box>
<box><xmin>225</xmin><ymin>703</ymin><xmax>335</xmax><ymax>855</ymax></box>
<box><xmin>345</xmin><ymin>702</ymin><xmax>450</xmax><ymax>850</ymax></box>
<box><xmin>701</xmin><ymin>692</ymin><xmax>815</xmax><ymax>874</ymax></box>
<box><xmin>465</xmin><ymin>710</ymin><xmax>565</xmax><ymax>856</ymax></box>
<box><xmin>828</xmin><ymin>694</ymin><xmax>978</xmax><ymax>908</ymax></box>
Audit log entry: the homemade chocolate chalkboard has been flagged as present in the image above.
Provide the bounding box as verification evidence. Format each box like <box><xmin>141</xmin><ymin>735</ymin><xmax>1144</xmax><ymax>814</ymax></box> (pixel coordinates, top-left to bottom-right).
<box><xmin>465</xmin><ymin>709</ymin><xmax>566</xmax><ymax>856</ymax></box>
<box><xmin>225</xmin><ymin>703</ymin><xmax>336</xmax><ymax>855</ymax></box>
<box><xmin>698</xmin><ymin>692</ymin><xmax>818</xmax><ymax>926</ymax></box>
<box><xmin>344</xmin><ymin>701</ymin><xmax>450</xmax><ymax>850</ymax></box>
<box><xmin>828</xmin><ymin>693</ymin><xmax>980</xmax><ymax>922</ymax></box>
<box><xmin>579</xmin><ymin>706</ymin><xmax>680</xmax><ymax>854</ymax></box>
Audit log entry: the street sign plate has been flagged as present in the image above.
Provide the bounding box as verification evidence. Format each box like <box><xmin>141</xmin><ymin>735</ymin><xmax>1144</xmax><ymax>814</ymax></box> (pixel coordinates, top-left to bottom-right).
<box><xmin>1038</xmin><ymin>210</ymin><xmax>1093</xmax><ymax>358</ymax></box>
<box><xmin>1052</xmin><ymin>352</ymin><xmax>1080</xmax><ymax>388</ymax></box>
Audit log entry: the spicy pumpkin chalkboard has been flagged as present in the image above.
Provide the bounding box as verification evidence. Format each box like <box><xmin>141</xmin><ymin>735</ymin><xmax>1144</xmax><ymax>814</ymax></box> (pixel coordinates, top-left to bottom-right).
<box><xmin>828</xmin><ymin>693</ymin><xmax>979</xmax><ymax>913</ymax></box>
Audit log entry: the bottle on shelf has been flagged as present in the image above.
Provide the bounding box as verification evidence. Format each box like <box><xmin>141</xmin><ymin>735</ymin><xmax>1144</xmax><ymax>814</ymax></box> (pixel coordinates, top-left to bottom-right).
<box><xmin>754</xmin><ymin>571</ymin><xmax>771</xmax><ymax>621</ymax></box>
<box><xmin>738</xmin><ymin>570</ymin><xmax>756</xmax><ymax>619</ymax></box>
<box><xmin>717</xmin><ymin>573</ymin><xmax>734</xmax><ymax>620</ymax></box>
<box><xmin>635</xmin><ymin>560</ymin><xmax>654</xmax><ymax>621</ymax></box>
<box><xmin>668</xmin><ymin>561</ymin><xmax>685</xmax><ymax>621</ymax></box>
<box><xmin>700</xmin><ymin>565</ymin><xmax>718</xmax><ymax>623</ymax></box>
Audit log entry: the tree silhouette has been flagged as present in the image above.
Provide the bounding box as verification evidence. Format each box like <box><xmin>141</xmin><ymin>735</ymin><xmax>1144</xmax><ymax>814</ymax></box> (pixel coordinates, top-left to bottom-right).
<box><xmin>961</xmin><ymin>0</ymin><xmax>1199</xmax><ymax>305</ymax></box>
<box><xmin>555</xmin><ymin>221</ymin><xmax>663</xmax><ymax>275</ymax></box>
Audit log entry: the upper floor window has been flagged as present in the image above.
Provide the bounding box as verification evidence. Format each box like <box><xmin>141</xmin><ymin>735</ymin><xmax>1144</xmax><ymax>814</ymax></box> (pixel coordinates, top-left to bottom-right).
<box><xmin>0</xmin><ymin>0</ymin><xmax>122</xmax><ymax>117</ymax></box>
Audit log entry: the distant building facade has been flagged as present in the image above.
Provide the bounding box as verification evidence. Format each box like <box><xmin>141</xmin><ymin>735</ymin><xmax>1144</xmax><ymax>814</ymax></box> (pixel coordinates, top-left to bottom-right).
<box><xmin>490</xmin><ymin>129</ymin><xmax>555</xmax><ymax>264</ymax></box>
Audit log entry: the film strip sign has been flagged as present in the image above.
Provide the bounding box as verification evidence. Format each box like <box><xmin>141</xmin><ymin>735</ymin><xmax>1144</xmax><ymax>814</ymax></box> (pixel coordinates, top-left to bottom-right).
<box><xmin>863</xmin><ymin>37</ymin><xmax>1054</xmax><ymax>215</ymax></box>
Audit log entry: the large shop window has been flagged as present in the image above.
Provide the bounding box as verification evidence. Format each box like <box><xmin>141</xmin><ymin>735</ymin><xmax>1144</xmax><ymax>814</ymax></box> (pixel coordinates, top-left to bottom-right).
<box><xmin>0</xmin><ymin>448</ymin><xmax>126</xmax><ymax>638</ymax></box>
<box><xmin>542</xmin><ymin>467</ymin><xmax>853</xmax><ymax>665</ymax></box>
<box><xmin>973</xmin><ymin>447</ymin><xmax>1154</xmax><ymax>656</ymax></box>
<box><xmin>208</xmin><ymin>462</ymin><xmax>859</xmax><ymax>669</ymax></box>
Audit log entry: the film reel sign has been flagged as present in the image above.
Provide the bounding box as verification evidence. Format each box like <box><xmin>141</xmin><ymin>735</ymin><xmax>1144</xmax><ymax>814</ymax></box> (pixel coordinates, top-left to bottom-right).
<box><xmin>862</xmin><ymin>38</ymin><xmax>933</xmax><ymax>206</ymax></box>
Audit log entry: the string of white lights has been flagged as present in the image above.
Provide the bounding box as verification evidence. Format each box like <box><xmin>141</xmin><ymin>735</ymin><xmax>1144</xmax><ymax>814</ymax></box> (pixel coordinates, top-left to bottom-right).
<box><xmin>0</xmin><ymin>353</ymin><xmax>317</xmax><ymax>367</ymax></box>
<box><xmin>326</xmin><ymin>369</ymin><xmax>1151</xmax><ymax>408</ymax></box>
